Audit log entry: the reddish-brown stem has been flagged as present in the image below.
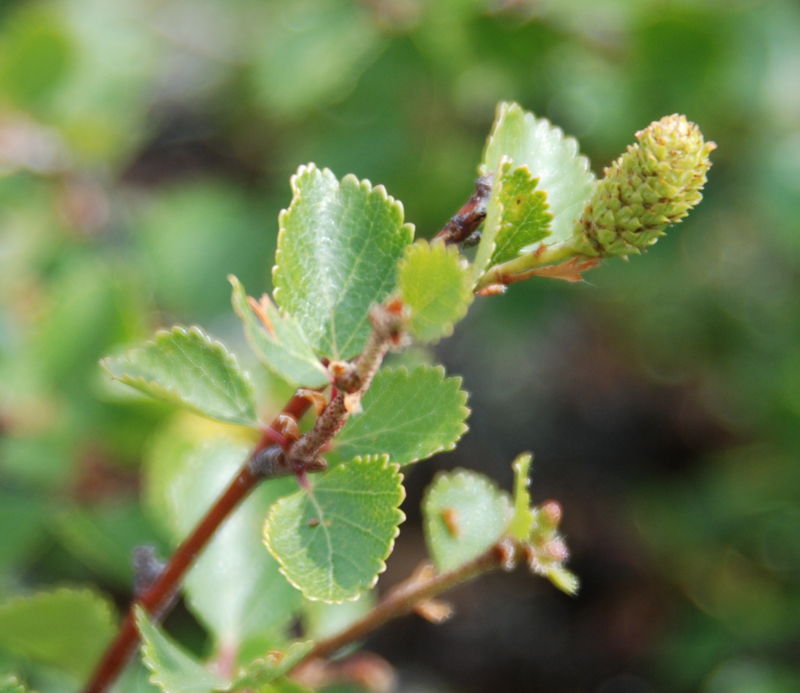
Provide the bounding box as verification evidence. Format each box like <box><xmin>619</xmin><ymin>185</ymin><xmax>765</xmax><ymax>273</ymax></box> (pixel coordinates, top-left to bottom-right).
<box><xmin>83</xmin><ymin>392</ymin><xmax>314</xmax><ymax>693</ymax></box>
<box><xmin>297</xmin><ymin>545</ymin><xmax>509</xmax><ymax>664</ymax></box>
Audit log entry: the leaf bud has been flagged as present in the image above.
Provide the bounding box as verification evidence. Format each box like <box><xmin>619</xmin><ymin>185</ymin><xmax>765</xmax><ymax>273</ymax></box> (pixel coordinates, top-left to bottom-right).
<box><xmin>574</xmin><ymin>115</ymin><xmax>715</xmax><ymax>257</ymax></box>
<box><xmin>538</xmin><ymin>500</ymin><xmax>563</xmax><ymax>529</ymax></box>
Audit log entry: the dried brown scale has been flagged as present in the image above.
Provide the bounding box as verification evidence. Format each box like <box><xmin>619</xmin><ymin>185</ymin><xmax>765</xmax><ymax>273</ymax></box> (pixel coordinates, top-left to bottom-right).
<box><xmin>435</xmin><ymin>174</ymin><xmax>494</xmax><ymax>245</ymax></box>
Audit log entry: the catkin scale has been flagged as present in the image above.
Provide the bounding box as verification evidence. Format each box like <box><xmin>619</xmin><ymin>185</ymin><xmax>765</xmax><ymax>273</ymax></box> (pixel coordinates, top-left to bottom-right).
<box><xmin>574</xmin><ymin>114</ymin><xmax>715</xmax><ymax>258</ymax></box>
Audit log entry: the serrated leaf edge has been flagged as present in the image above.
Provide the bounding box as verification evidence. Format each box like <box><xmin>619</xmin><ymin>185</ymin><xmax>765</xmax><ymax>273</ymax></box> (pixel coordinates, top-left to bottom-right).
<box><xmin>488</xmin><ymin>165</ymin><xmax>554</xmax><ymax>261</ymax></box>
<box><xmin>425</xmin><ymin>468</ymin><xmax>513</xmax><ymax>514</ymax></box>
<box><xmin>480</xmin><ymin>102</ymin><xmax>593</xmax><ymax>181</ymax></box>
<box><xmin>100</xmin><ymin>326</ymin><xmax>258</xmax><ymax>426</ymax></box>
<box><xmin>263</xmin><ymin>455</ymin><xmax>406</xmax><ymax>603</ymax></box>
<box><xmin>228</xmin><ymin>275</ymin><xmax>330</xmax><ymax>388</ymax></box>
<box><xmin>272</xmin><ymin>163</ymin><xmax>415</xmax><ymax>316</ymax></box>
<box><xmin>335</xmin><ymin>364</ymin><xmax>471</xmax><ymax>466</ymax></box>
<box><xmin>134</xmin><ymin>606</ymin><xmax>229</xmax><ymax>693</ymax></box>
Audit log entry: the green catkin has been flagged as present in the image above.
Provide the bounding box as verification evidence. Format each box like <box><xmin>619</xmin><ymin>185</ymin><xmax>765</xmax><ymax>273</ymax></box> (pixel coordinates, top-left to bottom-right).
<box><xmin>574</xmin><ymin>114</ymin><xmax>716</xmax><ymax>258</ymax></box>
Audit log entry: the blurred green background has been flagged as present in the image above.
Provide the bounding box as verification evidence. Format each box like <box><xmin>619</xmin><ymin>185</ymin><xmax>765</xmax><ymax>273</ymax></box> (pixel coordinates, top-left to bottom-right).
<box><xmin>1</xmin><ymin>0</ymin><xmax>800</xmax><ymax>691</ymax></box>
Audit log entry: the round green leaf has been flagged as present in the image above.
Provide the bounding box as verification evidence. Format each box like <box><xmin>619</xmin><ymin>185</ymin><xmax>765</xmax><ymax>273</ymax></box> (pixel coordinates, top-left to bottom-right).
<box><xmin>327</xmin><ymin>365</ymin><xmax>469</xmax><ymax>466</ymax></box>
<box><xmin>398</xmin><ymin>240</ymin><xmax>473</xmax><ymax>344</ymax></box>
<box><xmin>423</xmin><ymin>470</ymin><xmax>512</xmax><ymax>573</ymax></box>
<box><xmin>264</xmin><ymin>456</ymin><xmax>405</xmax><ymax>602</ymax></box>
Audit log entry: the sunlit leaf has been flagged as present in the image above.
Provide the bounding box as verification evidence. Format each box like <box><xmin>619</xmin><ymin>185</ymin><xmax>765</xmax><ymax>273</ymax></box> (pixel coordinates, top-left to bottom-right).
<box><xmin>229</xmin><ymin>275</ymin><xmax>330</xmax><ymax>389</ymax></box>
<box><xmin>423</xmin><ymin>470</ymin><xmax>511</xmax><ymax>573</ymax></box>
<box><xmin>481</xmin><ymin>102</ymin><xmax>595</xmax><ymax>248</ymax></box>
<box><xmin>489</xmin><ymin>167</ymin><xmax>552</xmax><ymax>265</ymax></box>
<box><xmin>135</xmin><ymin>607</ymin><xmax>227</xmax><ymax>693</ymax></box>
<box><xmin>327</xmin><ymin>366</ymin><xmax>469</xmax><ymax>466</ymax></box>
<box><xmin>273</xmin><ymin>164</ymin><xmax>413</xmax><ymax>360</ymax></box>
<box><xmin>265</xmin><ymin>456</ymin><xmax>405</xmax><ymax>602</ymax></box>
<box><xmin>0</xmin><ymin>588</ymin><xmax>116</xmax><ymax>678</ymax></box>
<box><xmin>397</xmin><ymin>240</ymin><xmax>473</xmax><ymax>344</ymax></box>
<box><xmin>101</xmin><ymin>326</ymin><xmax>258</xmax><ymax>427</ymax></box>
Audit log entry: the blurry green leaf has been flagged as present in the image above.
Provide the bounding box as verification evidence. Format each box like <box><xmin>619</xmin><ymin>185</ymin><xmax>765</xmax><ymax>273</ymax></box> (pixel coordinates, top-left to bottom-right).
<box><xmin>229</xmin><ymin>275</ymin><xmax>330</xmax><ymax>389</ymax></box>
<box><xmin>508</xmin><ymin>452</ymin><xmax>535</xmax><ymax>541</ymax></box>
<box><xmin>398</xmin><ymin>241</ymin><xmax>473</xmax><ymax>344</ymax></box>
<box><xmin>0</xmin><ymin>676</ymin><xmax>29</xmax><ymax>693</ymax></box>
<box><xmin>0</xmin><ymin>491</ymin><xmax>46</xmax><ymax>568</ymax></box>
<box><xmin>265</xmin><ymin>456</ymin><xmax>405</xmax><ymax>602</ymax></box>
<box><xmin>145</xmin><ymin>422</ymin><xmax>302</xmax><ymax>645</ymax></box>
<box><xmin>135</xmin><ymin>607</ymin><xmax>227</xmax><ymax>693</ymax></box>
<box><xmin>273</xmin><ymin>164</ymin><xmax>414</xmax><ymax>360</ymax></box>
<box><xmin>252</xmin><ymin>0</ymin><xmax>384</xmax><ymax>118</ymax></box>
<box><xmin>53</xmin><ymin>502</ymin><xmax>167</xmax><ymax>589</ymax></box>
<box><xmin>0</xmin><ymin>588</ymin><xmax>116</xmax><ymax>678</ymax></box>
<box><xmin>0</xmin><ymin>8</ymin><xmax>74</xmax><ymax>107</ymax></box>
<box><xmin>302</xmin><ymin>591</ymin><xmax>375</xmax><ymax>641</ymax></box>
<box><xmin>481</xmin><ymin>102</ymin><xmax>595</xmax><ymax>248</ymax></box>
<box><xmin>137</xmin><ymin>183</ymin><xmax>272</xmax><ymax>319</ymax></box>
<box><xmin>233</xmin><ymin>641</ymin><xmax>314</xmax><ymax>690</ymax></box>
<box><xmin>35</xmin><ymin>255</ymin><xmax>132</xmax><ymax>385</ymax></box>
<box><xmin>423</xmin><ymin>470</ymin><xmax>511</xmax><ymax>573</ymax></box>
<box><xmin>261</xmin><ymin>681</ymin><xmax>313</xmax><ymax>693</ymax></box>
<box><xmin>488</xmin><ymin>168</ymin><xmax>552</xmax><ymax>265</ymax></box>
<box><xmin>328</xmin><ymin>366</ymin><xmax>469</xmax><ymax>466</ymax></box>
<box><xmin>102</xmin><ymin>327</ymin><xmax>258</xmax><ymax>427</ymax></box>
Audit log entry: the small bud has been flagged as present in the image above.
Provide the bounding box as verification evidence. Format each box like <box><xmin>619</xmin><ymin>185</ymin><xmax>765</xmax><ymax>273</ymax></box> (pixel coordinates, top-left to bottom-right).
<box><xmin>249</xmin><ymin>446</ymin><xmax>293</xmax><ymax>479</ymax></box>
<box><xmin>415</xmin><ymin>598</ymin><xmax>454</xmax><ymax>624</ymax></box>
<box><xmin>543</xmin><ymin>536</ymin><xmax>569</xmax><ymax>563</ymax></box>
<box><xmin>132</xmin><ymin>545</ymin><xmax>164</xmax><ymax>596</ymax></box>
<box><xmin>538</xmin><ymin>500</ymin><xmax>562</xmax><ymax>529</ymax></box>
<box><xmin>574</xmin><ymin>114</ymin><xmax>715</xmax><ymax>258</ymax></box>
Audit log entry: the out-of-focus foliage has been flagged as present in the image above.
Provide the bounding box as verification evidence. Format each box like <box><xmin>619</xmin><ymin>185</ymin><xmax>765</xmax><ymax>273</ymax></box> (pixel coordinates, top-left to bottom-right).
<box><xmin>1</xmin><ymin>0</ymin><xmax>799</xmax><ymax>692</ymax></box>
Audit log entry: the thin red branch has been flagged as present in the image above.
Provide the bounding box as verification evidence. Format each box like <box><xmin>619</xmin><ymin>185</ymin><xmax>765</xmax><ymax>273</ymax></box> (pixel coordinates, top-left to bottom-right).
<box><xmin>296</xmin><ymin>544</ymin><xmax>510</xmax><ymax>664</ymax></box>
<box><xmin>83</xmin><ymin>392</ymin><xmax>314</xmax><ymax>693</ymax></box>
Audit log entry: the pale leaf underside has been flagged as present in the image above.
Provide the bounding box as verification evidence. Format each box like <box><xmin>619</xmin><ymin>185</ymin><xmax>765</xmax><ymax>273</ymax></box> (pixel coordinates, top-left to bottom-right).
<box><xmin>481</xmin><ymin>102</ymin><xmax>595</xmax><ymax>249</ymax></box>
<box><xmin>273</xmin><ymin>164</ymin><xmax>413</xmax><ymax>360</ymax></box>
